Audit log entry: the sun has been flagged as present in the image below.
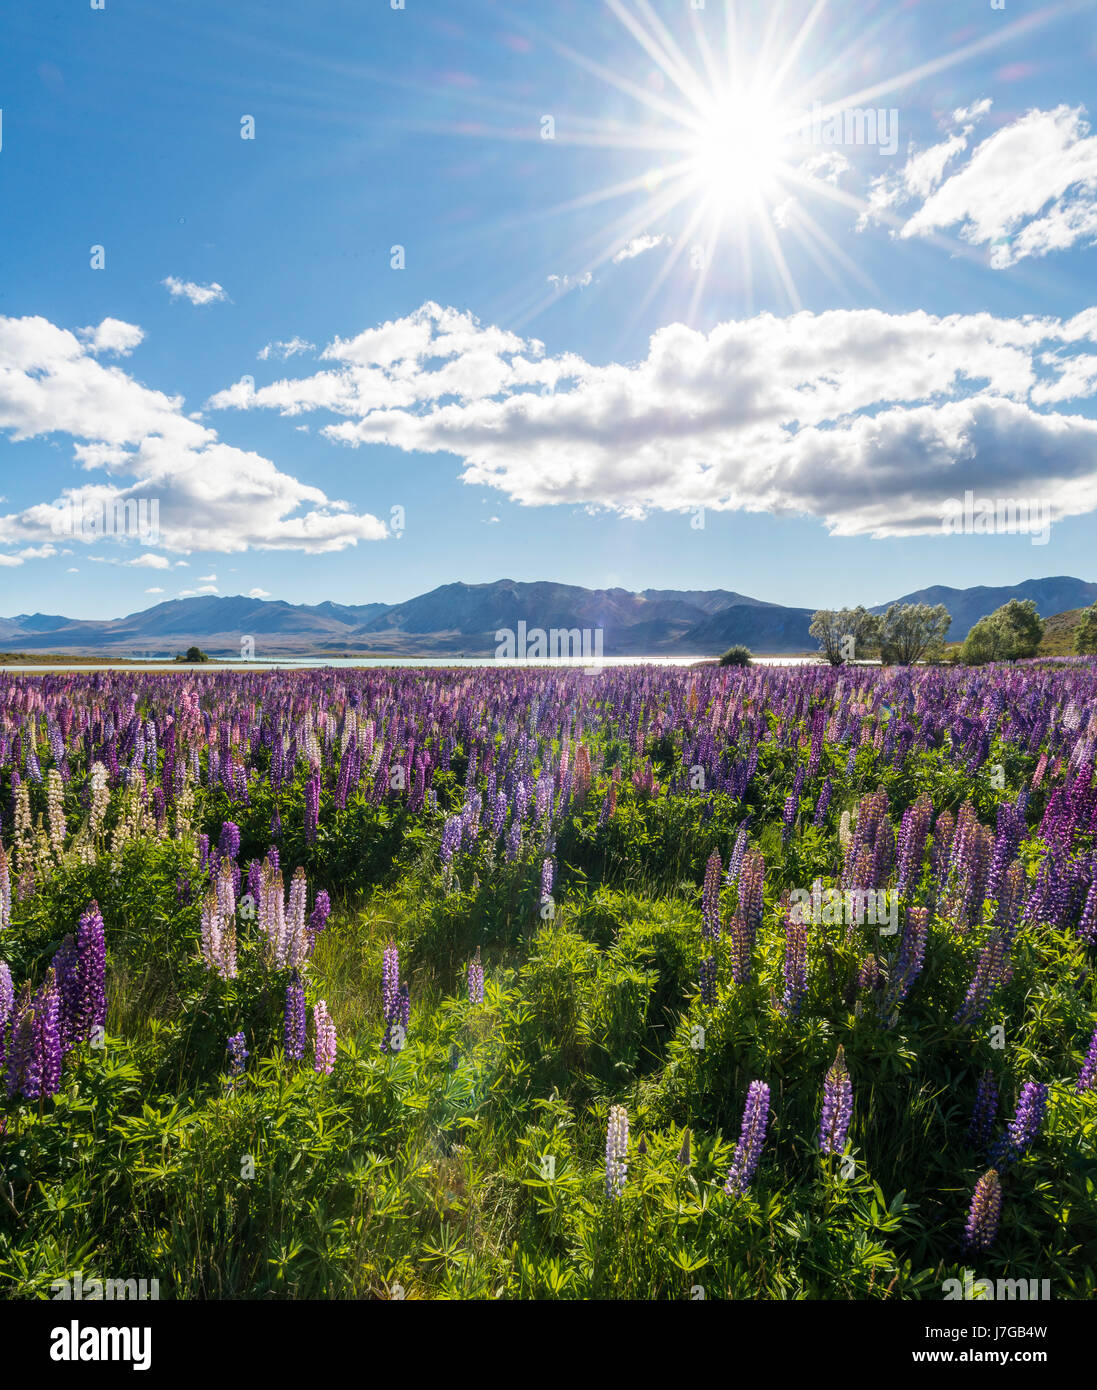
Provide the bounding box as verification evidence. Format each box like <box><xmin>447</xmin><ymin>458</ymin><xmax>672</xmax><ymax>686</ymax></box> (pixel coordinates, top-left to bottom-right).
<box><xmin>688</xmin><ymin>91</ymin><xmax>789</xmax><ymax>214</ymax></box>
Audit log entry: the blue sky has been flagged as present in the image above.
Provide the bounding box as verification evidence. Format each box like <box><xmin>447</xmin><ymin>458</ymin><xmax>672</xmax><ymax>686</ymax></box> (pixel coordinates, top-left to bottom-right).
<box><xmin>3</xmin><ymin>0</ymin><xmax>1097</xmax><ymax>620</ymax></box>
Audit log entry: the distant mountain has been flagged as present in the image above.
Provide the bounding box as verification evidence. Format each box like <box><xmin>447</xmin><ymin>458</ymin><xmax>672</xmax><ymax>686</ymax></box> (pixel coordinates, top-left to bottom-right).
<box><xmin>1</xmin><ymin>575</ymin><xmax>1094</xmax><ymax>657</ymax></box>
<box><xmin>870</xmin><ymin>577</ymin><xmax>1097</xmax><ymax>641</ymax></box>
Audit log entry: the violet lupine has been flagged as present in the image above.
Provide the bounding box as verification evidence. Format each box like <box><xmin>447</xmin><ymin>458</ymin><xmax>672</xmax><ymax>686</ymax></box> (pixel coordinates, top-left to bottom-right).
<box><xmin>51</xmin><ymin>934</ymin><xmax>80</xmax><ymax>1053</ymax></box>
<box><xmin>1076</xmin><ymin>1026</ymin><xmax>1097</xmax><ymax>1094</ymax></box>
<box><xmin>725</xmin><ymin>823</ymin><xmax>749</xmax><ymax>887</ymax></box>
<box><xmin>698</xmin><ymin>955</ymin><xmax>717</xmax><ymax>1007</ymax></box>
<box><xmin>284</xmin><ymin>974</ymin><xmax>307</xmax><ymax>1062</ymax></box>
<box><xmin>724</xmin><ymin>1081</ymin><xmax>770</xmax><ymax>1195</ymax></box>
<box><xmin>468</xmin><ymin>950</ymin><xmax>484</xmax><ymax>1006</ymax></box>
<box><xmin>74</xmin><ymin>902</ymin><xmax>107</xmax><ymax>1042</ymax></box>
<box><xmin>541</xmin><ymin>856</ymin><xmax>555</xmax><ymax>903</ymax></box>
<box><xmin>6</xmin><ymin>972</ymin><xmax>62</xmax><ymax>1101</ymax></box>
<box><xmin>992</xmin><ymin>1081</ymin><xmax>1049</xmax><ymax>1165</ymax></box>
<box><xmin>605</xmin><ymin>1104</ymin><xmax>628</xmax><ymax>1199</ymax></box>
<box><xmin>880</xmin><ymin>907</ymin><xmax>928</xmax><ymax>1023</ymax></box>
<box><xmin>218</xmin><ymin>821</ymin><xmax>241</xmax><ymax>861</ymax></box>
<box><xmin>728</xmin><ymin>914</ymin><xmax>752</xmax><ymax>985</ymax></box>
<box><xmin>313</xmin><ymin>1000</ymin><xmax>337</xmax><ymax>1074</ymax></box>
<box><xmin>381</xmin><ymin>943</ymin><xmax>409</xmax><ymax>1052</ymax></box>
<box><xmin>964</xmin><ymin>1169</ymin><xmax>1002</xmax><ymax>1251</ymax></box>
<box><xmin>812</xmin><ymin>778</ymin><xmax>833</xmax><ymax>829</ymax></box>
<box><xmin>781</xmin><ymin>911</ymin><xmax>808</xmax><ymax>1016</ymax></box>
<box><xmin>968</xmin><ymin>1068</ymin><xmax>998</xmax><ymax>1152</ymax></box>
<box><xmin>305</xmin><ymin>892</ymin><xmax>330</xmax><ymax>942</ymax></box>
<box><xmin>953</xmin><ymin>929</ymin><xmax>1012</xmax><ymax>1027</ymax></box>
<box><xmin>818</xmin><ymin>1045</ymin><xmax>853</xmax><ymax>1155</ymax></box>
<box><xmin>737</xmin><ymin>850</ymin><xmax>765</xmax><ymax>938</ymax></box>
<box><xmin>701</xmin><ymin>849</ymin><xmax>722</xmax><ymax>942</ymax></box>
<box><xmin>226</xmin><ymin>1031</ymin><xmax>248</xmax><ymax>1081</ymax></box>
<box><xmin>304</xmin><ymin>770</ymin><xmax>320</xmax><ymax>844</ymax></box>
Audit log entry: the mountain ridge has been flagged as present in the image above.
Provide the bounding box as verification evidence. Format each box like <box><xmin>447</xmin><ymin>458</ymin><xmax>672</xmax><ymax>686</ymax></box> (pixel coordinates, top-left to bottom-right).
<box><xmin>1</xmin><ymin>576</ymin><xmax>1093</xmax><ymax>657</ymax></box>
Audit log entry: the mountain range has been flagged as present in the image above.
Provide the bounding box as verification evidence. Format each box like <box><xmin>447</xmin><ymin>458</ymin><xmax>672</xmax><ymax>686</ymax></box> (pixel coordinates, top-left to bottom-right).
<box><xmin>2</xmin><ymin>576</ymin><xmax>1095</xmax><ymax>658</ymax></box>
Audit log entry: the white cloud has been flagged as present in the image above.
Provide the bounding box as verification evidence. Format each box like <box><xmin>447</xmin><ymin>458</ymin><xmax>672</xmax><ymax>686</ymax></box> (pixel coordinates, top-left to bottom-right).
<box><xmin>145</xmin><ymin>586</ymin><xmax>164</xmax><ymax>594</ymax></box>
<box><xmin>206</xmin><ymin>299</ymin><xmax>1097</xmax><ymax>539</ymax></box>
<box><xmin>247</xmin><ymin>587</ymin><xmax>271</xmax><ymax>598</ymax></box>
<box><xmin>67</xmin><ymin>567</ymin><xmax>78</xmax><ymax>573</ymax></box>
<box><xmin>547</xmin><ymin>271</ymin><xmax>593</xmax><ymax>292</ymax></box>
<box><xmin>77</xmin><ymin>318</ymin><xmax>145</xmax><ymax>355</ymax></box>
<box><xmin>126</xmin><ymin>553</ymin><xmax>171</xmax><ymax>569</ymax></box>
<box><xmin>162</xmin><ymin>276</ymin><xmax>228</xmax><ymax>306</ymax></box>
<box><xmin>863</xmin><ymin>104</ymin><xmax>1097</xmax><ymax>266</ymax></box>
<box><xmin>180</xmin><ymin>585</ymin><xmax>219</xmax><ymax>597</ymax></box>
<box><xmin>198</xmin><ymin>572</ymin><xmax>217</xmax><ymax>583</ymax></box>
<box><xmin>612</xmin><ymin>234</ymin><xmax>668</xmax><ymax>264</ymax></box>
<box><xmin>0</xmin><ymin>314</ymin><xmax>388</xmax><ymax>563</ymax></box>
<box><xmin>258</xmin><ymin>337</ymin><xmax>315</xmax><ymax>360</ymax></box>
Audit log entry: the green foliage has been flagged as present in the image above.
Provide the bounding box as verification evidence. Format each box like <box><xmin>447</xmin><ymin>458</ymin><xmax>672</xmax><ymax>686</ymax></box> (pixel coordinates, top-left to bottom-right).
<box><xmin>1074</xmin><ymin>604</ymin><xmax>1097</xmax><ymax>656</ymax></box>
<box><xmin>963</xmin><ymin>599</ymin><xmax>1045</xmax><ymax>664</ymax></box>
<box><xmin>717</xmin><ymin>645</ymin><xmax>752</xmax><ymax>667</ymax></box>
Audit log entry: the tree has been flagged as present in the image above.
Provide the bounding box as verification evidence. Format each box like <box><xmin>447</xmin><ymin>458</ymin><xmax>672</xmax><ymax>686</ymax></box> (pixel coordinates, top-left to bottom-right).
<box><xmin>177</xmin><ymin>646</ymin><xmax>210</xmax><ymax>663</ymax></box>
<box><xmin>878</xmin><ymin>603</ymin><xmax>951</xmax><ymax>666</ymax></box>
<box><xmin>718</xmin><ymin>644</ymin><xmax>752</xmax><ymax>667</ymax></box>
<box><xmin>1074</xmin><ymin>604</ymin><xmax>1097</xmax><ymax>655</ymax></box>
<box><xmin>962</xmin><ymin>599</ymin><xmax>1043</xmax><ymax>664</ymax></box>
<box><xmin>809</xmin><ymin>607</ymin><xmax>881</xmax><ymax>666</ymax></box>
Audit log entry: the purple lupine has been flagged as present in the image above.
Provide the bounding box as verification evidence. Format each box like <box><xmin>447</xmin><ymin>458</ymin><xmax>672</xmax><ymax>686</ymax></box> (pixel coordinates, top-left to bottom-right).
<box><xmin>226</xmin><ymin>1031</ymin><xmax>248</xmax><ymax>1081</ymax></box>
<box><xmin>304</xmin><ymin>770</ymin><xmax>320</xmax><ymax>844</ymax></box>
<box><xmin>1076</xmin><ymin>1026</ymin><xmax>1097</xmax><ymax>1093</ymax></box>
<box><xmin>313</xmin><ymin>1000</ymin><xmax>337</xmax><ymax>1074</ymax></box>
<box><xmin>812</xmin><ymin>777</ymin><xmax>833</xmax><ymax>828</ymax></box>
<box><xmin>698</xmin><ymin>954</ymin><xmax>717</xmax><ymax>1007</ymax></box>
<box><xmin>781</xmin><ymin>910</ymin><xmax>808</xmax><ymax>1015</ymax></box>
<box><xmin>880</xmin><ymin>907</ymin><xmax>928</xmax><ymax>1023</ymax></box>
<box><xmin>605</xmin><ymin>1104</ymin><xmax>628</xmax><ymax>1199</ymax></box>
<box><xmin>725</xmin><ymin>823</ymin><xmax>749</xmax><ymax>887</ymax></box>
<box><xmin>440</xmin><ymin>816</ymin><xmax>461</xmax><ymax>866</ymax></box>
<box><xmin>728</xmin><ymin>913</ymin><xmax>752</xmax><ymax>985</ymax></box>
<box><xmin>737</xmin><ymin>850</ymin><xmax>765</xmax><ymax>937</ymax></box>
<box><xmin>468</xmin><ymin>950</ymin><xmax>484</xmax><ymax>1006</ymax></box>
<box><xmin>541</xmin><ymin>856</ymin><xmax>555</xmax><ymax>902</ymax></box>
<box><xmin>724</xmin><ymin>1081</ymin><xmax>770</xmax><ymax>1195</ymax></box>
<box><xmin>701</xmin><ymin>849</ymin><xmax>721</xmax><ymax>942</ymax></box>
<box><xmin>964</xmin><ymin>1169</ymin><xmax>1002</xmax><ymax>1251</ymax></box>
<box><xmin>381</xmin><ymin>943</ymin><xmax>408</xmax><ymax>1052</ymax></box>
<box><xmin>74</xmin><ymin>902</ymin><xmax>107</xmax><ymax>1042</ymax></box>
<box><xmin>954</xmin><ymin>929</ymin><xmax>1012</xmax><ymax>1026</ymax></box>
<box><xmin>992</xmin><ymin>1081</ymin><xmax>1049</xmax><ymax>1165</ymax></box>
<box><xmin>284</xmin><ymin>974</ymin><xmax>307</xmax><ymax>1061</ymax></box>
<box><xmin>968</xmin><ymin>1068</ymin><xmax>998</xmax><ymax>1151</ymax></box>
<box><xmin>218</xmin><ymin>821</ymin><xmax>241</xmax><ymax>861</ymax></box>
<box><xmin>818</xmin><ymin>1045</ymin><xmax>853</xmax><ymax>1155</ymax></box>
<box><xmin>308</xmin><ymin>890</ymin><xmax>331</xmax><ymax>937</ymax></box>
<box><xmin>7</xmin><ymin>973</ymin><xmax>62</xmax><ymax>1101</ymax></box>
<box><xmin>51</xmin><ymin>934</ymin><xmax>80</xmax><ymax>1053</ymax></box>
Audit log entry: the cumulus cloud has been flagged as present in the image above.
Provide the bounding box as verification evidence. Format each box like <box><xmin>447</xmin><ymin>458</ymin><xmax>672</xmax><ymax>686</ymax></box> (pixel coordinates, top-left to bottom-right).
<box><xmin>180</xmin><ymin>585</ymin><xmax>219</xmax><ymax>597</ymax></box>
<box><xmin>126</xmin><ymin>553</ymin><xmax>171</xmax><ymax>569</ymax></box>
<box><xmin>145</xmin><ymin>586</ymin><xmax>164</xmax><ymax>593</ymax></box>
<box><xmin>612</xmin><ymin>234</ymin><xmax>668</xmax><ymax>263</ymax></box>
<box><xmin>0</xmin><ymin>314</ymin><xmax>388</xmax><ymax>562</ymax></box>
<box><xmin>862</xmin><ymin>104</ymin><xmax>1097</xmax><ymax>266</ymax></box>
<box><xmin>207</xmin><ymin>299</ymin><xmax>1097</xmax><ymax>539</ymax></box>
<box><xmin>247</xmin><ymin>587</ymin><xmax>271</xmax><ymax>598</ymax></box>
<box><xmin>77</xmin><ymin>318</ymin><xmax>145</xmax><ymax>355</ymax></box>
<box><xmin>162</xmin><ymin>277</ymin><xmax>229</xmax><ymax>306</ymax></box>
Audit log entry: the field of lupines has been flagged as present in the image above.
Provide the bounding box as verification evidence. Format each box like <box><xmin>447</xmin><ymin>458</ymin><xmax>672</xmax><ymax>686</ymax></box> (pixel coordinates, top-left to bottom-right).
<box><xmin>1</xmin><ymin>661</ymin><xmax>1096</xmax><ymax>1300</ymax></box>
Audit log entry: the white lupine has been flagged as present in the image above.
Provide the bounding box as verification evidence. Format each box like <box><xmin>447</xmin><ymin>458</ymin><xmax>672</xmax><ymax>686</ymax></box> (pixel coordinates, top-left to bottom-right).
<box><xmin>605</xmin><ymin>1104</ymin><xmax>629</xmax><ymax>1200</ymax></box>
<box><xmin>46</xmin><ymin>769</ymin><xmax>67</xmax><ymax>860</ymax></box>
<box><xmin>839</xmin><ymin>811</ymin><xmax>853</xmax><ymax>851</ymax></box>
<box><xmin>88</xmin><ymin>762</ymin><xmax>110</xmax><ymax>837</ymax></box>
